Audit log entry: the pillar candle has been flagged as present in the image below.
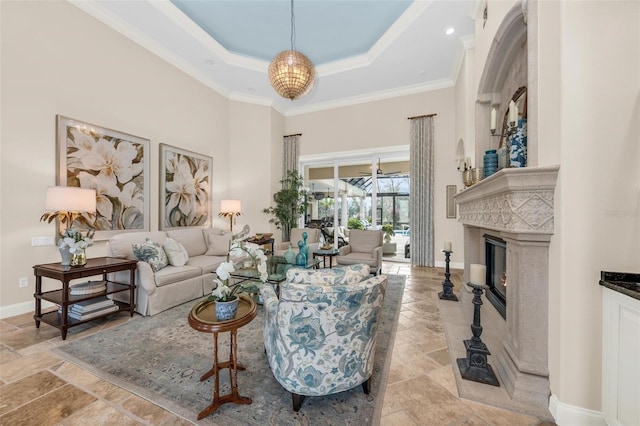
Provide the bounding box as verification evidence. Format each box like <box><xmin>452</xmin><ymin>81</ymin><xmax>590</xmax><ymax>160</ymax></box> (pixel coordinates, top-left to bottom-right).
<box><xmin>509</xmin><ymin>100</ymin><xmax>516</xmax><ymax>123</ymax></box>
<box><xmin>444</xmin><ymin>241</ymin><xmax>452</xmax><ymax>252</ymax></box>
<box><xmin>470</xmin><ymin>264</ymin><xmax>486</xmax><ymax>285</ymax></box>
<box><xmin>490</xmin><ymin>108</ymin><xmax>496</xmax><ymax>131</ymax></box>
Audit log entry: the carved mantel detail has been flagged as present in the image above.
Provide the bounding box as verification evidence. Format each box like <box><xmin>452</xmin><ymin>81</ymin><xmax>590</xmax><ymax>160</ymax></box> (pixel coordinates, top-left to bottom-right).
<box><xmin>454</xmin><ymin>166</ymin><xmax>559</xmax><ymax>235</ymax></box>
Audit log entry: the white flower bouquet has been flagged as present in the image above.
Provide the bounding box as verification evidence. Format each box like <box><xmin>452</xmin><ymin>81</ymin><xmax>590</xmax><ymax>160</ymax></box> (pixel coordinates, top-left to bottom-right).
<box><xmin>58</xmin><ymin>228</ymin><xmax>95</xmax><ymax>254</ymax></box>
<box><xmin>209</xmin><ymin>242</ymin><xmax>268</xmax><ymax>302</ymax></box>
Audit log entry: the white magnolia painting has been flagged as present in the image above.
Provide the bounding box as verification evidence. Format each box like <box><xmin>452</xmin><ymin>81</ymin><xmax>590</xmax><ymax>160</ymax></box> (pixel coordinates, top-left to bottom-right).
<box><xmin>160</xmin><ymin>144</ymin><xmax>212</xmax><ymax>230</ymax></box>
<box><xmin>56</xmin><ymin>115</ymin><xmax>150</xmax><ymax>239</ymax></box>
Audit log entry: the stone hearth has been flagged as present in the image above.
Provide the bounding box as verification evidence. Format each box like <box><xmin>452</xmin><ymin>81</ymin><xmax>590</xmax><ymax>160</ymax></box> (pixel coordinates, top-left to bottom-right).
<box><xmin>453</xmin><ymin>166</ymin><xmax>559</xmax><ymax>415</ymax></box>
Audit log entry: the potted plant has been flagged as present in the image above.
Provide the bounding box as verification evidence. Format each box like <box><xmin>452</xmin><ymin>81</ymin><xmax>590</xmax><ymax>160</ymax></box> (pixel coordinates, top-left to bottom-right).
<box><xmin>208</xmin><ymin>241</ymin><xmax>268</xmax><ymax>320</ymax></box>
<box><xmin>381</xmin><ymin>224</ymin><xmax>396</xmax><ymax>255</ymax></box>
<box><xmin>262</xmin><ymin>171</ymin><xmax>308</xmax><ymax>242</ymax></box>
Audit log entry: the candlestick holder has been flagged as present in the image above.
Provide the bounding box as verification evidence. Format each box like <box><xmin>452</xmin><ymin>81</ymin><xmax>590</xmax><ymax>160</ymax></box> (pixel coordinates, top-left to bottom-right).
<box><xmin>438</xmin><ymin>250</ymin><xmax>458</xmax><ymax>301</ymax></box>
<box><xmin>490</xmin><ymin>121</ymin><xmax>517</xmax><ymax>138</ymax></box>
<box><xmin>456</xmin><ymin>282</ymin><xmax>500</xmax><ymax>386</ymax></box>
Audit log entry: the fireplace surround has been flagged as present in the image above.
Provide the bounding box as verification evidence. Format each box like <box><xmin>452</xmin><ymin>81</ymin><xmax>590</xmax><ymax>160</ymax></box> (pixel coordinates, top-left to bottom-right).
<box><xmin>454</xmin><ymin>166</ymin><xmax>559</xmax><ymax>415</ymax></box>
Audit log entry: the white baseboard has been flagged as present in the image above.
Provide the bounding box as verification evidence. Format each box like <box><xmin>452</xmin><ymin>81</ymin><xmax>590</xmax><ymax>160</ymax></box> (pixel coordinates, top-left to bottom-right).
<box><xmin>434</xmin><ymin>260</ymin><xmax>464</xmax><ymax>270</ymax></box>
<box><xmin>549</xmin><ymin>394</ymin><xmax>606</xmax><ymax>426</ymax></box>
<box><xmin>0</xmin><ymin>300</ymin><xmax>55</xmax><ymax>320</ymax></box>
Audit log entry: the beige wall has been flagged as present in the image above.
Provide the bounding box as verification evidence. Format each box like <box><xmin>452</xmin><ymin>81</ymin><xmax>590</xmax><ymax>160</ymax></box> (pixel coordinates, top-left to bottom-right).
<box><xmin>0</xmin><ymin>1</ymin><xmax>231</xmax><ymax>309</ymax></box>
<box><xmin>545</xmin><ymin>0</ymin><xmax>640</xmax><ymax>412</ymax></box>
<box><xmin>285</xmin><ymin>89</ymin><xmax>465</xmax><ymax>265</ymax></box>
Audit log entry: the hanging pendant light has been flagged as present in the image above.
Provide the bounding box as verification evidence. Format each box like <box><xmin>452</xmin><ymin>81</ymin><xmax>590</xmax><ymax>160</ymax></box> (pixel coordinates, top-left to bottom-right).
<box><xmin>268</xmin><ymin>0</ymin><xmax>316</xmax><ymax>100</ymax></box>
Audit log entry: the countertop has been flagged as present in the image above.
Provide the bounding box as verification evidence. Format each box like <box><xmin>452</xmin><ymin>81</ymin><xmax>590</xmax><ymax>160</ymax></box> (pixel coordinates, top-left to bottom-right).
<box><xmin>599</xmin><ymin>271</ymin><xmax>640</xmax><ymax>301</ymax></box>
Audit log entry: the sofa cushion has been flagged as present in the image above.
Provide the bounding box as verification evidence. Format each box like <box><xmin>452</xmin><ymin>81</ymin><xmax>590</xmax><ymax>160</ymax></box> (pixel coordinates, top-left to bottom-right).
<box><xmin>163</xmin><ymin>237</ymin><xmax>189</xmax><ymax>266</ymax></box>
<box><xmin>167</xmin><ymin>228</ymin><xmax>207</xmax><ymax>257</ymax></box>
<box><xmin>187</xmin><ymin>254</ymin><xmax>226</xmax><ymax>275</ymax></box>
<box><xmin>108</xmin><ymin>231</ymin><xmax>167</xmax><ymax>260</ymax></box>
<box><xmin>154</xmin><ymin>264</ymin><xmax>201</xmax><ymax>287</ymax></box>
<box><xmin>205</xmin><ymin>232</ymin><xmax>232</xmax><ymax>256</ymax></box>
<box><xmin>132</xmin><ymin>239</ymin><xmax>169</xmax><ymax>272</ymax></box>
<box><xmin>348</xmin><ymin>229</ymin><xmax>383</xmax><ymax>253</ymax></box>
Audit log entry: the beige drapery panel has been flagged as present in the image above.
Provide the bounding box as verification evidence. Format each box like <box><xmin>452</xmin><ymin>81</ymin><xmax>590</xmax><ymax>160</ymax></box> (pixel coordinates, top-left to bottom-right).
<box><xmin>283</xmin><ymin>134</ymin><xmax>300</xmax><ymax>178</ymax></box>
<box><xmin>409</xmin><ymin>115</ymin><xmax>435</xmax><ymax>267</ymax></box>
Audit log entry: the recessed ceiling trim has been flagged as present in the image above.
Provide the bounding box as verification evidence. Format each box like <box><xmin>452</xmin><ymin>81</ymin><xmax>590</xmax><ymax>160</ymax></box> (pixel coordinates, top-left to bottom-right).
<box><xmin>69</xmin><ymin>0</ymin><xmax>232</xmax><ymax>97</ymax></box>
<box><xmin>286</xmin><ymin>78</ymin><xmax>455</xmax><ymax>117</ymax></box>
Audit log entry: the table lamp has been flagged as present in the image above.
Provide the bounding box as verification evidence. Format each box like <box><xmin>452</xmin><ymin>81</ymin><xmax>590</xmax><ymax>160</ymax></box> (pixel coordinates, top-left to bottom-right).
<box><xmin>41</xmin><ymin>186</ymin><xmax>97</xmax><ymax>229</ymax></box>
<box><xmin>218</xmin><ymin>199</ymin><xmax>242</xmax><ymax>232</ymax></box>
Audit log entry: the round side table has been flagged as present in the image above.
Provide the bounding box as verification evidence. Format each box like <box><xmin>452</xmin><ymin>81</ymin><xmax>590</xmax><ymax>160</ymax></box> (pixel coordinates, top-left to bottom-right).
<box><xmin>188</xmin><ymin>296</ymin><xmax>257</xmax><ymax>419</ymax></box>
<box><xmin>313</xmin><ymin>248</ymin><xmax>340</xmax><ymax>268</ymax></box>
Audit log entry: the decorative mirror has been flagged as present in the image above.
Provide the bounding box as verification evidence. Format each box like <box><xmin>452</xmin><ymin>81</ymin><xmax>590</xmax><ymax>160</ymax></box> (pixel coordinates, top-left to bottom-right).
<box><xmin>499</xmin><ymin>86</ymin><xmax>527</xmax><ymax>148</ymax></box>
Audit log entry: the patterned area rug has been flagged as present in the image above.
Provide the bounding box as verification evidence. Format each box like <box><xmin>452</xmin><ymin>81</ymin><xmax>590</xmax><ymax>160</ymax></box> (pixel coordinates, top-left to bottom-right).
<box><xmin>55</xmin><ymin>275</ymin><xmax>406</xmax><ymax>425</ymax></box>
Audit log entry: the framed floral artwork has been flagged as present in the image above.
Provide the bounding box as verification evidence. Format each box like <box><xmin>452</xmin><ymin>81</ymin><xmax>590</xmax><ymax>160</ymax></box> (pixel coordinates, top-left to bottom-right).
<box><xmin>159</xmin><ymin>144</ymin><xmax>212</xmax><ymax>230</ymax></box>
<box><xmin>56</xmin><ymin>115</ymin><xmax>150</xmax><ymax>239</ymax></box>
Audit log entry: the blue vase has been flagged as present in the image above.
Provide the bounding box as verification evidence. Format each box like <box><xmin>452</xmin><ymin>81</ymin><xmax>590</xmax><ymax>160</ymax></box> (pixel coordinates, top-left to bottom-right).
<box><xmin>483</xmin><ymin>149</ymin><xmax>498</xmax><ymax>177</ymax></box>
<box><xmin>296</xmin><ymin>240</ymin><xmax>307</xmax><ymax>266</ymax></box>
<box><xmin>302</xmin><ymin>231</ymin><xmax>309</xmax><ymax>261</ymax></box>
<box><xmin>509</xmin><ymin>118</ymin><xmax>527</xmax><ymax>167</ymax></box>
<box><xmin>284</xmin><ymin>245</ymin><xmax>295</xmax><ymax>264</ymax></box>
<box><xmin>215</xmin><ymin>297</ymin><xmax>239</xmax><ymax>321</ymax></box>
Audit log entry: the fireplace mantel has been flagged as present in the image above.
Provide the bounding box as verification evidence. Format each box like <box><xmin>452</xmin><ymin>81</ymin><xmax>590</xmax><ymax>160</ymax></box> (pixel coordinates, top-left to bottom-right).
<box><xmin>454</xmin><ymin>166</ymin><xmax>559</xmax><ymax>235</ymax></box>
<box><xmin>452</xmin><ymin>165</ymin><xmax>559</xmax><ymax>417</ymax></box>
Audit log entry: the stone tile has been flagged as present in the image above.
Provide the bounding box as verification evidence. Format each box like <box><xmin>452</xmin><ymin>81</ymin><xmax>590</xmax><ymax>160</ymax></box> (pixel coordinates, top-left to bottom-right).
<box><xmin>122</xmin><ymin>394</ymin><xmax>173</xmax><ymax>425</ymax></box>
<box><xmin>463</xmin><ymin>399</ymin><xmax>540</xmax><ymax>426</ymax></box>
<box><xmin>0</xmin><ymin>322</ymin><xmax>19</xmax><ymax>334</ymax></box>
<box><xmin>0</xmin><ymin>351</ymin><xmax>62</xmax><ymax>382</ymax></box>
<box><xmin>427</xmin><ymin>365</ymin><xmax>459</xmax><ymax>397</ymax></box>
<box><xmin>159</xmin><ymin>415</ymin><xmax>198</xmax><ymax>426</ymax></box>
<box><xmin>428</xmin><ymin>348</ymin><xmax>452</xmax><ymax>366</ymax></box>
<box><xmin>0</xmin><ymin>383</ymin><xmax>96</xmax><ymax>425</ymax></box>
<box><xmin>394</xmin><ymin>327</ymin><xmax>447</xmax><ymax>353</ymax></box>
<box><xmin>60</xmin><ymin>400</ymin><xmax>142</xmax><ymax>425</ymax></box>
<box><xmin>2</xmin><ymin>312</ymin><xmax>34</xmax><ymax>328</ymax></box>
<box><xmin>0</xmin><ymin>370</ymin><xmax>67</xmax><ymax>415</ymax></box>
<box><xmin>383</xmin><ymin>376</ymin><xmax>475</xmax><ymax>425</ymax></box>
<box><xmin>86</xmin><ymin>380</ymin><xmax>133</xmax><ymax>404</ymax></box>
<box><xmin>0</xmin><ymin>324</ymin><xmax>60</xmax><ymax>351</ymax></box>
<box><xmin>380</xmin><ymin>409</ymin><xmax>419</xmax><ymax>425</ymax></box>
<box><xmin>49</xmin><ymin>361</ymin><xmax>100</xmax><ymax>387</ymax></box>
<box><xmin>0</xmin><ymin>346</ymin><xmax>22</xmax><ymax>365</ymax></box>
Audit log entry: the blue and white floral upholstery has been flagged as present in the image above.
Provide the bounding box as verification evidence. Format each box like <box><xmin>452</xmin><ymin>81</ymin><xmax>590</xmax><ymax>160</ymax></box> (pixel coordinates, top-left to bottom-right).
<box><xmin>260</xmin><ymin>264</ymin><xmax>388</xmax><ymax>411</ymax></box>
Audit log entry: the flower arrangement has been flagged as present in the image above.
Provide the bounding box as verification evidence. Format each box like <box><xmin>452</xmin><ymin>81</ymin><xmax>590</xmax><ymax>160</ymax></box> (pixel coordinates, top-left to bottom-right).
<box><xmin>208</xmin><ymin>242</ymin><xmax>268</xmax><ymax>302</ymax></box>
<box><xmin>58</xmin><ymin>228</ymin><xmax>95</xmax><ymax>254</ymax></box>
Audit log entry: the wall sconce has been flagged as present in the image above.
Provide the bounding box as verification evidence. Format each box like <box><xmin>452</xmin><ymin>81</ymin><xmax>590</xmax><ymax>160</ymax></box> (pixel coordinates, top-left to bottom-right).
<box><xmin>490</xmin><ymin>101</ymin><xmax>519</xmax><ymax>138</ymax></box>
<box><xmin>456</xmin><ymin>138</ymin><xmax>466</xmax><ymax>171</ymax></box>
<box><xmin>218</xmin><ymin>199</ymin><xmax>242</xmax><ymax>232</ymax></box>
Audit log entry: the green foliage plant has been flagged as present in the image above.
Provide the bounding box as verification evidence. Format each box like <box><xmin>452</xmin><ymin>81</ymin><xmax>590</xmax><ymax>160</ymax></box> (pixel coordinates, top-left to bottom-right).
<box><xmin>348</xmin><ymin>218</ymin><xmax>364</xmax><ymax>230</ymax></box>
<box><xmin>262</xmin><ymin>171</ymin><xmax>308</xmax><ymax>242</ymax></box>
<box><xmin>382</xmin><ymin>224</ymin><xmax>395</xmax><ymax>244</ymax></box>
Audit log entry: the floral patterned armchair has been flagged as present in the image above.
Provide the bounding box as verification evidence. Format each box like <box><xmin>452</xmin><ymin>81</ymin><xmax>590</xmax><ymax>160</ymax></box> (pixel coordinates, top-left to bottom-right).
<box><xmin>260</xmin><ymin>264</ymin><xmax>387</xmax><ymax>411</ymax></box>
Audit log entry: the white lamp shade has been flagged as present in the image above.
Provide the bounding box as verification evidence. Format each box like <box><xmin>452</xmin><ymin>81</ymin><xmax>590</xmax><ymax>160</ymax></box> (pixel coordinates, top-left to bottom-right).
<box><xmin>45</xmin><ymin>186</ymin><xmax>96</xmax><ymax>213</ymax></box>
<box><xmin>220</xmin><ymin>199</ymin><xmax>241</xmax><ymax>214</ymax></box>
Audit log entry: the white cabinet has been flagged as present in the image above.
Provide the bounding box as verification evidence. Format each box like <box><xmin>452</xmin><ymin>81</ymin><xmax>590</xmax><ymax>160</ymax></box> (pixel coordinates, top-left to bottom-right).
<box><xmin>602</xmin><ymin>287</ymin><xmax>640</xmax><ymax>426</ymax></box>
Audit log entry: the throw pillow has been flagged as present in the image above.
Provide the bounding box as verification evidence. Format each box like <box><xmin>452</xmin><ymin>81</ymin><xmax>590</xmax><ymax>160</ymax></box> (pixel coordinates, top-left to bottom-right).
<box><xmin>163</xmin><ymin>237</ymin><xmax>189</xmax><ymax>266</ymax></box>
<box><xmin>205</xmin><ymin>232</ymin><xmax>232</xmax><ymax>256</ymax></box>
<box><xmin>132</xmin><ymin>238</ymin><xmax>169</xmax><ymax>272</ymax></box>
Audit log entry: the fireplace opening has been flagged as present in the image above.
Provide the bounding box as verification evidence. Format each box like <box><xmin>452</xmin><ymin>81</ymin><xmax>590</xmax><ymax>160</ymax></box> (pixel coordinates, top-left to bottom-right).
<box><xmin>484</xmin><ymin>235</ymin><xmax>507</xmax><ymax>319</ymax></box>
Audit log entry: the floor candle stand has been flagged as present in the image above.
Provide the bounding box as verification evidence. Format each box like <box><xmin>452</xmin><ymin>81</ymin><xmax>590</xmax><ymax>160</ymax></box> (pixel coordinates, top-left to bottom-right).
<box><xmin>456</xmin><ymin>282</ymin><xmax>500</xmax><ymax>386</ymax></box>
<box><xmin>438</xmin><ymin>250</ymin><xmax>458</xmax><ymax>301</ymax></box>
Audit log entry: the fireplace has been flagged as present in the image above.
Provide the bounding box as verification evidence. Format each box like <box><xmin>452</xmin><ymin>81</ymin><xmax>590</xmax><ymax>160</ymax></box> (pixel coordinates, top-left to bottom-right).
<box><xmin>485</xmin><ymin>235</ymin><xmax>507</xmax><ymax>319</ymax></box>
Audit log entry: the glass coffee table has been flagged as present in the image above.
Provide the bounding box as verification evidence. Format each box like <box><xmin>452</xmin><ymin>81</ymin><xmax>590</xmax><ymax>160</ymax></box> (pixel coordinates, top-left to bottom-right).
<box><xmin>230</xmin><ymin>255</ymin><xmax>321</xmax><ymax>303</ymax></box>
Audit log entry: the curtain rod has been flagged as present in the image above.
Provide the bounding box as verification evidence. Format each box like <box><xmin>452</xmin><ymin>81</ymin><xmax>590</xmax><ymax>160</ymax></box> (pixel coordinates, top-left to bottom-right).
<box><xmin>407</xmin><ymin>113</ymin><xmax>437</xmax><ymax>120</ymax></box>
<box><xmin>284</xmin><ymin>133</ymin><xmax>302</xmax><ymax>137</ymax></box>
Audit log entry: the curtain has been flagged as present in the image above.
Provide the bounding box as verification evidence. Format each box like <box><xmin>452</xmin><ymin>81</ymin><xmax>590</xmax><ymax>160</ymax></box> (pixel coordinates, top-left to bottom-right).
<box><xmin>283</xmin><ymin>135</ymin><xmax>300</xmax><ymax>179</ymax></box>
<box><xmin>409</xmin><ymin>116</ymin><xmax>435</xmax><ymax>267</ymax></box>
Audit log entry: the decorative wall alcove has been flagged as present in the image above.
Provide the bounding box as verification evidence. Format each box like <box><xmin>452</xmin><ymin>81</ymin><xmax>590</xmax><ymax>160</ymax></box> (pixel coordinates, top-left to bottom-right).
<box><xmin>455</xmin><ymin>2</ymin><xmax>556</xmax><ymax>420</ymax></box>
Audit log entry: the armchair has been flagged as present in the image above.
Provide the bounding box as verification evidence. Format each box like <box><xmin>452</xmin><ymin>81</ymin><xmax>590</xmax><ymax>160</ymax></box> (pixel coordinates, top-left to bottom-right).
<box><xmin>260</xmin><ymin>265</ymin><xmax>387</xmax><ymax>411</ymax></box>
<box><xmin>336</xmin><ymin>229</ymin><xmax>383</xmax><ymax>275</ymax></box>
<box><xmin>273</xmin><ymin>227</ymin><xmax>321</xmax><ymax>257</ymax></box>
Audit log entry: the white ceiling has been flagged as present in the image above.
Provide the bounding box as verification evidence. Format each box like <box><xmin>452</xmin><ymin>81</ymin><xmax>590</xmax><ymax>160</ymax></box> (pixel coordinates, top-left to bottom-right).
<box><xmin>71</xmin><ymin>0</ymin><xmax>476</xmax><ymax>116</ymax></box>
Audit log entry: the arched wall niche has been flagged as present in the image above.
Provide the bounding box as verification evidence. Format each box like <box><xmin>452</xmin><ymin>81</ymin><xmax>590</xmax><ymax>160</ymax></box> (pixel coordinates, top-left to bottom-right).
<box><xmin>475</xmin><ymin>4</ymin><xmax>532</xmax><ymax>166</ymax></box>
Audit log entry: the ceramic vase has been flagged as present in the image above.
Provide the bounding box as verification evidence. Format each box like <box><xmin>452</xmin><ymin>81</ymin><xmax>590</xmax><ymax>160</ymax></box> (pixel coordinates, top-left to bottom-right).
<box><xmin>483</xmin><ymin>149</ymin><xmax>498</xmax><ymax>177</ymax></box>
<box><xmin>302</xmin><ymin>231</ymin><xmax>309</xmax><ymax>261</ymax></box>
<box><xmin>216</xmin><ymin>297</ymin><xmax>239</xmax><ymax>321</ymax></box>
<box><xmin>284</xmin><ymin>245</ymin><xmax>296</xmax><ymax>264</ymax></box>
<box><xmin>509</xmin><ymin>118</ymin><xmax>527</xmax><ymax>167</ymax></box>
<box><xmin>59</xmin><ymin>246</ymin><xmax>72</xmax><ymax>267</ymax></box>
<box><xmin>295</xmin><ymin>240</ymin><xmax>307</xmax><ymax>266</ymax></box>
<box><xmin>70</xmin><ymin>249</ymin><xmax>87</xmax><ymax>267</ymax></box>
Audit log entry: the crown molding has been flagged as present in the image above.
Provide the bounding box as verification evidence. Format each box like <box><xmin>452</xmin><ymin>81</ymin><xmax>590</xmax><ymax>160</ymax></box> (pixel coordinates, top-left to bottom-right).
<box><xmin>286</xmin><ymin>78</ymin><xmax>454</xmax><ymax>117</ymax></box>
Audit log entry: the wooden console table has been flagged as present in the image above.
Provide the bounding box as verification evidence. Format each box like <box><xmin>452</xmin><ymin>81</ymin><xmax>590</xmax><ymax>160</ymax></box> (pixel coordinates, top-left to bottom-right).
<box><xmin>33</xmin><ymin>257</ymin><xmax>137</xmax><ymax>340</ymax></box>
<box><xmin>188</xmin><ymin>296</ymin><xmax>257</xmax><ymax>419</ymax></box>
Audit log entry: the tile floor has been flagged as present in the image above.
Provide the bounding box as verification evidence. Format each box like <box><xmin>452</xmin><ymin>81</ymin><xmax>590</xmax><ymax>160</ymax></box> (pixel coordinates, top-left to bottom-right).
<box><xmin>0</xmin><ymin>262</ymin><xmax>554</xmax><ymax>425</ymax></box>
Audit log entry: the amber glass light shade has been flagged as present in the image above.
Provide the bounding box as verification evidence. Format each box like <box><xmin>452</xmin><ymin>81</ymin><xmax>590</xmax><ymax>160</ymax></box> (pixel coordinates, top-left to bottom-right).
<box><xmin>268</xmin><ymin>50</ymin><xmax>315</xmax><ymax>100</ymax></box>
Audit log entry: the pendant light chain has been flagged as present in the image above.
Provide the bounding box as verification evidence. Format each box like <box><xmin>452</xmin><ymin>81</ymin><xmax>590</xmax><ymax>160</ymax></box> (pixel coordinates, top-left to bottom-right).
<box><xmin>290</xmin><ymin>0</ymin><xmax>296</xmax><ymax>52</ymax></box>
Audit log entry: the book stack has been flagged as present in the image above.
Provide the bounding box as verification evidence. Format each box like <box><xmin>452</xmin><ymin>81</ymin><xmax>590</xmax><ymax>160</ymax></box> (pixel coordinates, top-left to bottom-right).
<box><xmin>70</xmin><ymin>281</ymin><xmax>106</xmax><ymax>296</ymax></box>
<box><xmin>60</xmin><ymin>297</ymin><xmax>119</xmax><ymax>321</ymax></box>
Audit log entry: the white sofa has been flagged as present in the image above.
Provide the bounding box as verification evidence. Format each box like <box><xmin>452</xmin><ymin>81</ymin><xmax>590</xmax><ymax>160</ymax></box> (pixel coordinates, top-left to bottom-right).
<box><xmin>107</xmin><ymin>227</ymin><xmax>235</xmax><ymax>316</ymax></box>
